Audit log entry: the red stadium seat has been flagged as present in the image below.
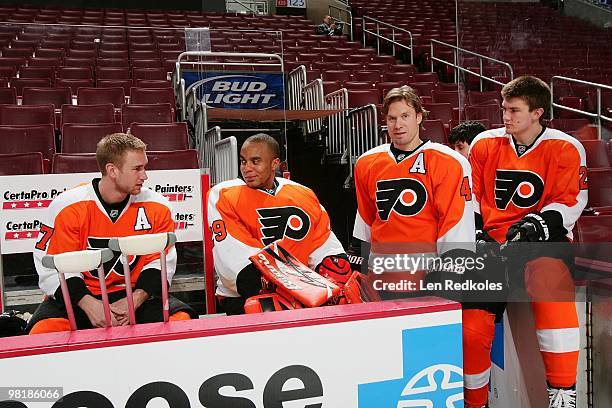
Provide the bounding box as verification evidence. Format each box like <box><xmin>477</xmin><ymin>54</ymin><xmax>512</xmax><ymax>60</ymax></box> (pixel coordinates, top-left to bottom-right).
<box><xmin>432</xmin><ymin>90</ymin><xmax>462</xmax><ymax>109</ymax></box>
<box><xmin>587</xmin><ymin>168</ymin><xmax>612</xmax><ymax>208</ymax></box>
<box><xmin>0</xmin><ymin>105</ymin><xmax>54</xmax><ymax>126</ymax></box>
<box><xmin>345</xmin><ymin>81</ymin><xmax>374</xmax><ymax>90</ymax></box>
<box><xmin>420</xmin><ymin>119</ymin><xmax>447</xmax><ymax>144</ymax></box>
<box><xmin>581</xmin><ymin>140</ymin><xmax>611</xmax><ymax>168</ymax></box>
<box><xmin>409</xmin><ymin>82</ymin><xmax>437</xmax><ymax>98</ymax></box>
<box><xmin>0</xmin><ymin>124</ymin><xmax>55</xmax><ymax>159</ymax></box>
<box><xmin>375</xmin><ymin>81</ymin><xmax>403</xmax><ymax>97</ymax></box>
<box><xmin>121</xmin><ymin>103</ymin><xmax>173</xmax><ymax>130</ymax></box>
<box><xmin>35</xmin><ymin>48</ymin><xmax>65</xmax><ymax>59</ymax></box>
<box><xmin>412</xmin><ymin>72</ymin><xmax>439</xmax><ymax>83</ymax></box>
<box><xmin>9</xmin><ymin>77</ymin><xmax>52</xmax><ymax>96</ymax></box>
<box><xmin>322</xmin><ymin>70</ymin><xmax>351</xmax><ymax>82</ymax></box>
<box><xmin>129</xmin><ymin>122</ymin><xmax>189</xmax><ymax>151</ymax></box>
<box><xmin>57</xmin><ymin>66</ymin><xmax>93</xmax><ymax>79</ymax></box>
<box><xmin>0</xmin><ymin>87</ymin><xmax>17</xmax><ymax>104</ymax></box>
<box><xmin>97</xmin><ymin>58</ymin><xmax>129</xmax><ymax>67</ymax></box>
<box><xmin>61</xmin><ymin>123</ymin><xmax>123</xmax><ymax>153</ymax></box>
<box><xmin>61</xmin><ymin>104</ymin><xmax>116</xmax><ymax>126</ymax></box>
<box><xmin>134</xmin><ymin>79</ymin><xmax>172</xmax><ymax>88</ymax></box>
<box><xmin>348</xmin><ymin>89</ymin><xmax>381</xmax><ymax>108</ymax></box>
<box><xmin>96</xmin><ymin>66</ymin><xmax>130</xmax><ymax>80</ymax></box>
<box><xmin>52</xmin><ymin>153</ymin><xmax>99</xmax><ymax>174</ymax></box>
<box><xmin>77</xmin><ymin>87</ymin><xmax>125</xmax><ymax>107</ymax></box>
<box><xmin>97</xmin><ymin>79</ymin><xmax>134</xmax><ymax>96</ymax></box>
<box><xmin>0</xmin><ymin>152</ymin><xmax>45</xmax><ymax>175</ymax></box>
<box><xmin>467</xmin><ymin>90</ymin><xmax>501</xmax><ymax>106</ymax></box>
<box><xmin>27</xmin><ymin>57</ymin><xmax>61</xmax><ymax>68</ymax></box>
<box><xmin>130</xmin><ymin>87</ymin><xmax>175</xmax><ymax>107</ymax></box>
<box><xmin>423</xmin><ymin>103</ymin><xmax>453</xmax><ymax>124</ymax></box>
<box><xmin>18</xmin><ymin>66</ymin><xmax>55</xmax><ymax>79</ymax></box>
<box><xmin>353</xmin><ymin>70</ymin><xmax>381</xmax><ymax>82</ymax></box>
<box><xmin>146</xmin><ymin>150</ymin><xmax>199</xmax><ymax>170</ymax></box>
<box><xmin>558</xmin><ymin>96</ymin><xmax>585</xmax><ymax>119</ymax></box>
<box><xmin>63</xmin><ymin>57</ymin><xmax>96</xmax><ymax>67</ymax></box>
<box><xmin>322</xmin><ymin>80</ymin><xmax>342</xmax><ymax>94</ymax></box>
<box><xmin>132</xmin><ymin>68</ymin><xmax>167</xmax><ymax>81</ymax></box>
<box><xmin>465</xmin><ymin>104</ymin><xmax>502</xmax><ymax>124</ymax></box>
<box><xmin>549</xmin><ymin>118</ymin><xmax>591</xmax><ymax>133</ymax></box>
<box><xmin>22</xmin><ymin>87</ymin><xmax>71</xmax><ymax>109</ymax></box>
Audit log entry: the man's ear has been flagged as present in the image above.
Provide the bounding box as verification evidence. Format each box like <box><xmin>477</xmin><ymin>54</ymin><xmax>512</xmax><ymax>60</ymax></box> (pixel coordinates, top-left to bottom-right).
<box><xmin>532</xmin><ymin>107</ymin><xmax>545</xmax><ymax>121</ymax></box>
<box><xmin>271</xmin><ymin>157</ymin><xmax>280</xmax><ymax>171</ymax></box>
<box><xmin>105</xmin><ymin>162</ymin><xmax>117</xmax><ymax>178</ymax></box>
<box><xmin>417</xmin><ymin>112</ymin><xmax>423</xmax><ymax>126</ymax></box>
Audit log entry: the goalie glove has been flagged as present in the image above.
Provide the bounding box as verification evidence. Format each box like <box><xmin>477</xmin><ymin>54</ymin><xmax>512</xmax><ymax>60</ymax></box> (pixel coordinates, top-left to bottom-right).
<box><xmin>506</xmin><ymin>213</ymin><xmax>549</xmax><ymax>243</ymax></box>
<box><xmin>316</xmin><ymin>254</ymin><xmax>352</xmax><ymax>285</ymax></box>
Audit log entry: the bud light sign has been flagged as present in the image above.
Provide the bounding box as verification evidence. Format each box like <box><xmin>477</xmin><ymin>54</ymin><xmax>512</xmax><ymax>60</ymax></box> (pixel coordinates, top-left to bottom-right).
<box><xmin>183</xmin><ymin>72</ymin><xmax>285</xmax><ymax>110</ymax></box>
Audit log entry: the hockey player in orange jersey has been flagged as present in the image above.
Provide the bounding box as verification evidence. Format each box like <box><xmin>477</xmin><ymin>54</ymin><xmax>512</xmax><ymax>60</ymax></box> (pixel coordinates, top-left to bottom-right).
<box><xmin>352</xmin><ymin>85</ymin><xmax>476</xmax><ymax>299</ymax></box>
<box><xmin>27</xmin><ymin>133</ymin><xmax>196</xmax><ymax>334</ymax></box>
<box><xmin>465</xmin><ymin>76</ymin><xmax>587</xmax><ymax>408</ymax></box>
<box><xmin>208</xmin><ymin>134</ymin><xmax>350</xmax><ymax>315</ymax></box>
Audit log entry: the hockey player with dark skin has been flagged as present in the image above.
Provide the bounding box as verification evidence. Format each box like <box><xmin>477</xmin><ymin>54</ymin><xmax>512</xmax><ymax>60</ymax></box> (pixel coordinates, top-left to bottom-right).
<box><xmin>208</xmin><ymin>134</ymin><xmax>350</xmax><ymax>315</ymax></box>
<box><xmin>465</xmin><ymin>76</ymin><xmax>587</xmax><ymax>408</ymax></box>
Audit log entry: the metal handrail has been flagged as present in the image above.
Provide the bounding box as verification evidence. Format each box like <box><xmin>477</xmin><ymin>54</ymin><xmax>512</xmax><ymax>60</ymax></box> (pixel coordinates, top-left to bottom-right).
<box><xmin>345</xmin><ymin>104</ymin><xmax>379</xmax><ymax>188</ymax></box>
<box><xmin>430</xmin><ymin>39</ymin><xmax>514</xmax><ymax>92</ymax></box>
<box><xmin>328</xmin><ymin>4</ymin><xmax>354</xmax><ymax>41</ymax></box>
<box><xmin>214</xmin><ymin>136</ymin><xmax>239</xmax><ymax>184</ymax></box>
<box><xmin>303</xmin><ymin>78</ymin><xmax>325</xmax><ymax>134</ymax></box>
<box><xmin>325</xmin><ymin>87</ymin><xmax>349</xmax><ymax>156</ymax></box>
<box><xmin>175</xmin><ymin>50</ymin><xmax>284</xmax><ymax>127</ymax></box>
<box><xmin>361</xmin><ymin>15</ymin><xmax>412</xmax><ymax>64</ymax></box>
<box><xmin>551</xmin><ymin>76</ymin><xmax>612</xmax><ymax>140</ymax></box>
<box><xmin>200</xmin><ymin>125</ymin><xmax>222</xmax><ymax>178</ymax></box>
<box><xmin>287</xmin><ymin>64</ymin><xmax>307</xmax><ymax>110</ymax></box>
<box><xmin>226</xmin><ymin>0</ymin><xmax>268</xmax><ymax>15</ymax></box>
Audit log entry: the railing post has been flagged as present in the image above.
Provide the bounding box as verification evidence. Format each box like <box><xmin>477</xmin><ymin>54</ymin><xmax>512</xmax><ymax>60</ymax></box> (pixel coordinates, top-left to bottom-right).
<box><xmin>596</xmin><ymin>88</ymin><xmax>602</xmax><ymax>140</ymax></box>
<box><xmin>479</xmin><ymin>57</ymin><xmax>484</xmax><ymax>92</ymax></box>
<box><xmin>430</xmin><ymin>41</ymin><xmax>434</xmax><ymax>73</ymax></box>
<box><xmin>362</xmin><ymin>16</ymin><xmax>366</xmax><ymax>47</ymax></box>
<box><xmin>376</xmin><ymin>23</ymin><xmax>380</xmax><ymax>55</ymax></box>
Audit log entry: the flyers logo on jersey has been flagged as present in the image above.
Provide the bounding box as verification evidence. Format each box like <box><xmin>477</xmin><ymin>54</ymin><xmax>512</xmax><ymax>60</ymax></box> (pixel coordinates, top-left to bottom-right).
<box><xmin>257</xmin><ymin>206</ymin><xmax>311</xmax><ymax>245</ymax></box>
<box><xmin>86</xmin><ymin>237</ymin><xmax>140</xmax><ymax>278</ymax></box>
<box><xmin>495</xmin><ymin>170</ymin><xmax>544</xmax><ymax>210</ymax></box>
<box><xmin>376</xmin><ymin>179</ymin><xmax>428</xmax><ymax>221</ymax></box>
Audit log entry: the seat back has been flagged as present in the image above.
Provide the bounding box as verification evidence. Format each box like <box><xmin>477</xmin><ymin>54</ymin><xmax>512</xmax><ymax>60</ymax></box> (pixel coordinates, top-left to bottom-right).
<box><xmin>77</xmin><ymin>87</ymin><xmax>125</xmax><ymax>107</ymax></box>
<box><xmin>52</xmin><ymin>153</ymin><xmax>99</xmax><ymax>174</ymax></box>
<box><xmin>61</xmin><ymin>123</ymin><xmax>123</xmax><ymax>153</ymax></box>
<box><xmin>0</xmin><ymin>124</ymin><xmax>55</xmax><ymax>160</ymax></box>
<box><xmin>146</xmin><ymin>150</ymin><xmax>199</xmax><ymax>170</ymax></box>
<box><xmin>0</xmin><ymin>152</ymin><xmax>45</xmax><ymax>175</ymax></box>
<box><xmin>0</xmin><ymin>104</ymin><xmax>54</xmax><ymax>126</ymax></box>
<box><xmin>121</xmin><ymin>103</ymin><xmax>173</xmax><ymax>131</ymax></box>
<box><xmin>129</xmin><ymin>122</ymin><xmax>189</xmax><ymax>151</ymax></box>
<box><xmin>61</xmin><ymin>104</ymin><xmax>116</xmax><ymax>126</ymax></box>
<box><xmin>22</xmin><ymin>87</ymin><xmax>72</xmax><ymax>109</ymax></box>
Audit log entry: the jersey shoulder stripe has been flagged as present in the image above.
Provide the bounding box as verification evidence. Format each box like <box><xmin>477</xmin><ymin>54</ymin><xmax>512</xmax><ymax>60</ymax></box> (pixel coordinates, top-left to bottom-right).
<box><xmin>424</xmin><ymin>142</ymin><xmax>471</xmax><ymax>173</ymax></box>
<box><xmin>540</xmin><ymin>128</ymin><xmax>587</xmax><ymax>160</ymax></box>
<box><xmin>132</xmin><ymin>187</ymin><xmax>173</xmax><ymax>211</ymax></box>
<box><xmin>47</xmin><ymin>183</ymin><xmax>94</xmax><ymax>219</ymax></box>
<box><xmin>355</xmin><ymin>143</ymin><xmax>390</xmax><ymax>164</ymax></box>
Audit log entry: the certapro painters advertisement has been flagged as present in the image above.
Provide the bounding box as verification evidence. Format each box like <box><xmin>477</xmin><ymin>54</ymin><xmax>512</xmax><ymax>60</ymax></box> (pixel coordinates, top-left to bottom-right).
<box><xmin>0</xmin><ymin>169</ymin><xmax>203</xmax><ymax>254</ymax></box>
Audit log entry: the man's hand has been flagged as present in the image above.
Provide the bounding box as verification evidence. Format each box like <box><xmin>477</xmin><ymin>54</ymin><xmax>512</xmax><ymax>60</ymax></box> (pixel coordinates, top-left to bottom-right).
<box><xmin>110</xmin><ymin>289</ymin><xmax>149</xmax><ymax>326</ymax></box>
<box><xmin>505</xmin><ymin>213</ymin><xmax>549</xmax><ymax>243</ymax></box>
<box><xmin>78</xmin><ymin>295</ymin><xmax>117</xmax><ymax>328</ymax></box>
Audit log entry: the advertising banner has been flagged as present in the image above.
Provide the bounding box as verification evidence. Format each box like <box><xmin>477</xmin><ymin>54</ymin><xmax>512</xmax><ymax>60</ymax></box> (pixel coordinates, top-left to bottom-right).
<box><xmin>0</xmin><ymin>169</ymin><xmax>203</xmax><ymax>254</ymax></box>
<box><xmin>0</xmin><ymin>306</ymin><xmax>463</xmax><ymax>408</ymax></box>
<box><xmin>182</xmin><ymin>71</ymin><xmax>285</xmax><ymax>110</ymax></box>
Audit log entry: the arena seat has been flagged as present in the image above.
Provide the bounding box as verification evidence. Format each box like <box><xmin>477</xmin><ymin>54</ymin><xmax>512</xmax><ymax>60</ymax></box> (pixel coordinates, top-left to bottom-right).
<box><xmin>61</xmin><ymin>123</ymin><xmax>123</xmax><ymax>153</ymax></box>
<box><xmin>51</xmin><ymin>153</ymin><xmax>99</xmax><ymax>174</ymax></box>
<box><xmin>587</xmin><ymin>168</ymin><xmax>612</xmax><ymax>209</ymax></box>
<box><xmin>10</xmin><ymin>77</ymin><xmax>52</xmax><ymax>96</ymax></box>
<box><xmin>96</xmin><ymin>66</ymin><xmax>130</xmax><ymax>80</ymax></box>
<box><xmin>423</xmin><ymin>102</ymin><xmax>453</xmax><ymax>125</ymax></box>
<box><xmin>0</xmin><ymin>87</ymin><xmax>17</xmax><ymax>104</ymax></box>
<box><xmin>77</xmin><ymin>87</ymin><xmax>125</xmax><ymax>107</ymax></box>
<box><xmin>420</xmin><ymin>119</ymin><xmax>447</xmax><ymax>144</ymax></box>
<box><xmin>465</xmin><ymin>103</ymin><xmax>502</xmax><ymax>124</ymax></box>
<box><xmin>22</xmin><ymin>87</ymin><xmax>71</xmax><ymax>109</ymax></box>
<box><xmin>128</xmin><ymin>122</ymin><xmax>189</xmax><ymax>151</ymax></box>
<box><xmin>130</xmin><ymin>87</ymin><xmax>175</xmax><ymax>107</ymax></box>
<box><xmin>581</xmin><ymin>140</ymin><xmax>611</xmax><ymax>168</ymax></box>
<box><xmin>348</xmin><ymin>89</ymin><xmax>381</xmax><ymax>108</ymax></box>
<box><xmin>57</xmin><ymin>66</ymin><xmax>93</xmax><ymax>80</ymax></box>
<box><xmin>0</xmin><ymin>124</ymin><xmax>55</xmax><ymax>160</ymax></box>
<box><xmin>467</xmin><ymin>90</ymin><xmax>500</xmax><ymax>106</ymax></box>
<box><xmin>97</xmin><ymin>79</ymin><xmax>133</xmax><ymax>96</ymax></box>
<box><xmin>549</xmin><ymin>118</ymin><xmax>591</xmax><ymax>133</ymax></box>
<box><xmin>132</xmin><ymin>67</ymin><xmax>167</xmax><ymax>81</ymax></box>
<box><xmin>0</xmin><ymin>104</ymin><xmax>54</xmax><ymax>126</ymax></box>
<box><xmin>558</xmin><ymin>96</ymin><xmax>585</xmax><ymax>119</ymax></box>
<box><xmin>0</xmin><ymin>152</ymin><xmax>45</xmax><ymax>175</ymax></box>
<box><xmin>146</xmin><ymin>149</ymin><xmax>199</xmax><ymax>170</ymax></box>
<box><xmin>61</xmin><ymin>104</ymin><xmax>116</xmax><ymax>126</ymax></box>
<box><xmin>121</xmin><ymin>103</ymin><xmax>173</xmax><ymax>130</ymax></box>
<box><xmin>18</xmin><ymin>66</ymin><xmax>55</xmax><ymax>79</ymax></box>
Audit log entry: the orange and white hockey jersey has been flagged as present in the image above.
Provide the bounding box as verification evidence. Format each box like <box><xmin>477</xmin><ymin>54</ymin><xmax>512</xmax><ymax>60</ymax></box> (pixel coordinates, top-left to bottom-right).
<box><xmin>469</xmin><ymin>127</ymin><xmax>588</xmax><ymax>243</ymax></box>
<box><xmin>208</xmin><ymin>177</ymin><xmax>345</xmax><ymax>298</ymax></box>
<box><xmin>33</xmin><ymin>181</ymin><xmax>177</xmax><ymax>297</ymax></box>
<box><xmin>353</xmin><ymin>141</ymin><xmax>475</xmax><ymax>256</ymax></box>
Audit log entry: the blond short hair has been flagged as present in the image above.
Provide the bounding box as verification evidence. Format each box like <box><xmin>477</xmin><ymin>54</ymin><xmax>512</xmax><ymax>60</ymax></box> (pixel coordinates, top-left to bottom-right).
<box><xmin>96</xmin><ymin>133</ymin><xmax>146</xmax><ymax>175</ymax></box>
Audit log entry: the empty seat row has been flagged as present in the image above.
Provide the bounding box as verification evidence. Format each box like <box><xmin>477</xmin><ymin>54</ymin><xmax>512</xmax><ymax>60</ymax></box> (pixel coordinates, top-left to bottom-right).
<box><xmin>0</xmin><ymin>150</ymin><xmax>198</xmax><ymax>175</ymax></box>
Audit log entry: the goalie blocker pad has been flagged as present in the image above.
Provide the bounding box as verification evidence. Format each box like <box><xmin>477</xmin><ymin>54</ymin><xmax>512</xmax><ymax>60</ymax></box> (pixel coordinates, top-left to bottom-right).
<box><xmin>249</xmin><ymin>243</ymin><xmax>341</xmax><ymax>308</ymax></box>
